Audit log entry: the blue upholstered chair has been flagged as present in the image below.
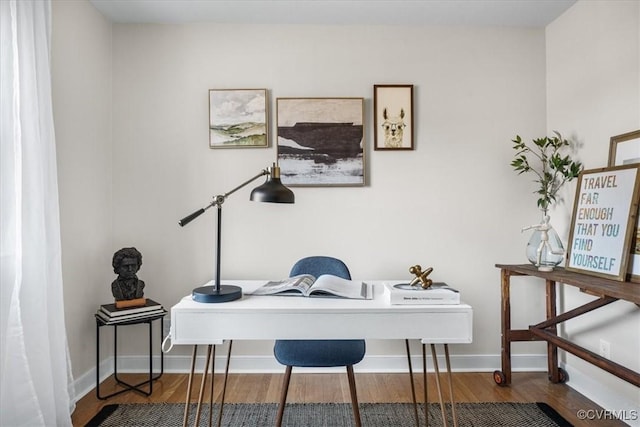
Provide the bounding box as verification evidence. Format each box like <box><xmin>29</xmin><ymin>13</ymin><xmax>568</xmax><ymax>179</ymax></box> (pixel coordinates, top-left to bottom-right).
<box><xmin>274</xmin><ymin>256</ymin><xmax>365</xmax><ymax>427</ymax></box>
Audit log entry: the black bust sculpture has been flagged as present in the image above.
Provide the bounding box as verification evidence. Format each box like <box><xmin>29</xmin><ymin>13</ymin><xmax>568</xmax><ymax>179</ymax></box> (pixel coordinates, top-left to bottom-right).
<box><xmin>111</xmin><ymin>247</ymin><xmax>145</xmax><ymax>301</ymax></box>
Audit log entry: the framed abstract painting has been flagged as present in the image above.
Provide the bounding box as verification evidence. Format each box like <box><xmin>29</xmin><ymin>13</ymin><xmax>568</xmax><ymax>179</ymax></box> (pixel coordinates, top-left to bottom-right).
<box><xmin>276</xmin><ymin>97</ymin><xmax>365</xmax><ymax>186</ymax></box>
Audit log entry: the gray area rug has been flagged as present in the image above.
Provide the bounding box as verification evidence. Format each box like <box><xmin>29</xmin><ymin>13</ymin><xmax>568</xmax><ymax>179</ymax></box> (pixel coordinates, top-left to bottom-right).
<box><xmin>86</xmin><ymin>402</ymin><xmax>572</xmax><ymax>426</ymax></box>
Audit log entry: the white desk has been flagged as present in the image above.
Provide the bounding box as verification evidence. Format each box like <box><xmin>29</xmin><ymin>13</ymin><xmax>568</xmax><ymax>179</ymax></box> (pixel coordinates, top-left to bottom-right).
<box><xmin>170</xmin><ymin>280</ymin><xmax>473</xmax><ymax>427</ymax></box>
<box><xmin>172</xmin><ymin>280</ymin><xmax>472</xmax><ymax>343</ymax></box>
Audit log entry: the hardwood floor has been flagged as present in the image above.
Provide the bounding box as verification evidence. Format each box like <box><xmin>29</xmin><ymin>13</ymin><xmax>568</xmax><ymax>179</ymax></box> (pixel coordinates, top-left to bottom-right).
<box><xmin>72</xmin><ymin>372</ymin><xmax>627</xmax><ymax>426</ymax></box>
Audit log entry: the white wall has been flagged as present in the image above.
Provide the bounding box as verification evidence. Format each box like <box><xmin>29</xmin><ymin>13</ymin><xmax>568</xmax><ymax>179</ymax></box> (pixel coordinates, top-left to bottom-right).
<box><xmin>52</xmin><ymin>0</ymin><xmax>113</xmax><ymax>379</ymax></box>
<box><xmin>546</xmin><ymin>0</ymin><xmax>640</xmax><ymax>420</ymax></box>
<box><xmin>109</xmin><ymin>21</ymin><xmax>548</xmax><ymax>362</ymax></box>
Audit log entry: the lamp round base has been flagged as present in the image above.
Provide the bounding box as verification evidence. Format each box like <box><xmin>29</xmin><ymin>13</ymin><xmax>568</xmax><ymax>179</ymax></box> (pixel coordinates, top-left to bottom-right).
<box><xmin>192</xmin><ymin>285</ymin><xmax>242</xmax><ymax>303</ymax></box>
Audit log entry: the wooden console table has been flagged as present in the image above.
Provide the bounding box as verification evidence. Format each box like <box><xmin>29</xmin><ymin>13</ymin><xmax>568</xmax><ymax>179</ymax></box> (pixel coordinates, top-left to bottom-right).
<box><xmin>494</xmin><ymin>264</ymin><xmax>639</xmax><ymax>388</ymax></box>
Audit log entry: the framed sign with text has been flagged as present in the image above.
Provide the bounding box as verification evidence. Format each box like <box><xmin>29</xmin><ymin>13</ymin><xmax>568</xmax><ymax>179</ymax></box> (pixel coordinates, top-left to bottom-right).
<box><xmin>566</xmin><ymin>164</ymin><xmax>640</xmax><ymax>281</ymax></box>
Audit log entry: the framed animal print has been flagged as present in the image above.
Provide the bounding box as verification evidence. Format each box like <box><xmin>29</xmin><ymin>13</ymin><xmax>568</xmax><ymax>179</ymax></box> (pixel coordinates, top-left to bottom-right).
<box><xmin>374</xmin><ymin>84</ymin><xmax>414</xmax><ymax>150</ymax></box>
<box><xmin>276</xmin><ymin>97</ymin><xmax>365</xmax><ymax>186</ymax></box>
<box><xmin>209</xmin><ymin>89</ymin><xmax>269</xmax><ymax>148</ymax></box>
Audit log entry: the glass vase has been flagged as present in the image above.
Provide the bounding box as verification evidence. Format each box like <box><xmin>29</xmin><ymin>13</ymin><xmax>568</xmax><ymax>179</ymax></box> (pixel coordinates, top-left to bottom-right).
<box><xmin>525</xmin><ymin>214</ymin><xmax>565</xmax><ymax>271</ymax></box>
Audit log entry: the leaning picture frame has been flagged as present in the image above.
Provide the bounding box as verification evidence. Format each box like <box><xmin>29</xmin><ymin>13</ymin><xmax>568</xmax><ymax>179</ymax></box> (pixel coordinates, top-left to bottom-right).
<box><xmin>276</xmin><ymin>97</ymin><xmax>365</xmax><ymax>187</ymax></box>
<box><xmin>209</xmin><ymin>89</ymin><xmax>269</xmax><ymax>148</ymax></box>
<box><xmin>373</xmin><ymin>84</ymin><xmax>414</xmax><ymax>150</ymax></box>
<box><xmin>608</xmin><ymin>129</ymin><xmax>640</xmax><ymax>282</ymax></box>
<box><xmin>566</xmin><ymin>164</ymin><xmax>640</xmax><ymax>281</ymax></box>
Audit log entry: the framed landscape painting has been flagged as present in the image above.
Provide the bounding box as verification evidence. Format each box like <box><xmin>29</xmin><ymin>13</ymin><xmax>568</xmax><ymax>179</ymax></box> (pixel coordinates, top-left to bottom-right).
<box><xmin>608</xmin><ymin>129</ymin><xmax>640</xmax><ymax>282</ymax></box>
<box><xmin>276</xmin><ymin>97</ymin><xmax>365</xmax><ymax>186</ymax></box>
<box><xmin>373</xmin><ymin>84</ymin><xmax>414</xmax><ymax>150</ymax></box>
<box><xmin>209</xmin><ymin>89</ymin><xmax>268</xmax><ymax>148</ymax></box>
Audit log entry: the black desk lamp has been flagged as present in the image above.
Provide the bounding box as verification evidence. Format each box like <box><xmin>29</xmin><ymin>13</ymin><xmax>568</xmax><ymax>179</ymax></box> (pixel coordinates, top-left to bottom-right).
<box><xmin>179</xmin><ymin>163</ymin><xmax>294</xmax><ymax>303</ymax></box>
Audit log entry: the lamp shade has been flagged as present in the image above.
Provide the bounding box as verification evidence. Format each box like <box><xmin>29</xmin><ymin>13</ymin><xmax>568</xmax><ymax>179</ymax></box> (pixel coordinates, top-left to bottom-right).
<box><xmin>250</xmin><ymin>165</ymin><xmax>295</xmax><ymax>203</ymax></box>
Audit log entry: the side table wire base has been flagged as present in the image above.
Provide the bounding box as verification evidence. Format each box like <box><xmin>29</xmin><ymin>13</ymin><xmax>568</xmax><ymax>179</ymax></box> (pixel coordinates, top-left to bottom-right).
<box><xmin>95</xmin><ymin>313</ymin><xmax>166</xmax><ymax>400</ymax></box>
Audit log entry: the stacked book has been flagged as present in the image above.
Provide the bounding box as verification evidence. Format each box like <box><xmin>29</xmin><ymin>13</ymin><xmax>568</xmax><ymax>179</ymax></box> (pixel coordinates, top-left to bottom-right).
<box><xmin>385</xmin><ymin>282</ymin><xmax>460</xmax><ymax>305</ymax></box>
<box><xmin>96</xmin><ymin>298</ymin><xmax>166</xmax><ymax>324</ymax></box>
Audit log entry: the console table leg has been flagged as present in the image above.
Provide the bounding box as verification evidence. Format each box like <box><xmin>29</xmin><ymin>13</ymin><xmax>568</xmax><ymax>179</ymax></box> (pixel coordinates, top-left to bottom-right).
<box><xmin>499</xmin><ymin>269</ymin><xmax>512</xmax><ymax>385</ymax></box>
<box><xmin>182</xmin><ymin>345</ymin><xmax>198</xmax><ymax>427</ymax></box>
<box><xmin>546</xmin><ymin>280</ymin><xmax>560</xmax><ymax>383</ymax></box>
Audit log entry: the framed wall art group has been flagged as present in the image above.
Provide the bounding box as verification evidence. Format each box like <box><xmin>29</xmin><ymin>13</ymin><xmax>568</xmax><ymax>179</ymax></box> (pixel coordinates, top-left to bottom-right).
<box><xmin>208</xmin><ymin>85</ymin><xmax>414</xmax><ymax>186</ymax></box>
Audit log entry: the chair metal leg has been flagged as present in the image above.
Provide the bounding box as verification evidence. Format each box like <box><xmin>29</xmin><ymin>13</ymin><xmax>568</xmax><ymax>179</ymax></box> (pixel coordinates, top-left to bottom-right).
<box><xmin>405</xmin><ymin>339</ymin><xmax>419</xmax><ymax>427</ymax></box>
<box><xmin>183</xmin><ymin>345</ymin><xmax>198</xmax><ymax>427</ymax></box>
<box><xmin>276</xmin><ymin>365</ymin><xmax>293</xmax><ymax>427</ymax></box>
<box><xmin>346</xmin><ymin>365</ymin><xmax>362</xmax><ymax>427</ymax></box>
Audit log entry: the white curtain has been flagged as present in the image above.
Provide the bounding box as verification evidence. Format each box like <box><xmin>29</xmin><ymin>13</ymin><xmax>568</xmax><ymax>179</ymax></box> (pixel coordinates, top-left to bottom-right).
<box><xmin>0</xmin><ymin>0</ymin><xmax>75</xmax><ymax>425</ymax></box>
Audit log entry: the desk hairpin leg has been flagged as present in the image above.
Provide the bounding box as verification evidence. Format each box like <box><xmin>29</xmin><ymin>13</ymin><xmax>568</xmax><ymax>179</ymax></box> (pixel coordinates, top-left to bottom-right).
<box><xmin>194</xmin><ymin>345</ymin><xmax>214</xmax><ymax>427</ymax></box>
<box><xmin>417</xmin><ymin>343</ymin><xmax>458</xmax><ymax>427</ymax></box>
<box><xmin>183</xmin><ymin>341</ymin><xmax>233</xmax><ymax>427</ymax></box>
<box><xmin>405</xmin><ymin>340</ymin><xmax>420</xmax><ymax>427</ymax></box>
<box><xmin>407</xmin><ymin>341</ymin><xmax>458</xmax><ymax>427</ymax></box>
<box><xmin>405</xmin><ymin>339</ymin><xmax>433</xmax><ymax>427</ymax></box>
<box><xmin>208</xmin><ymin>347</ymin><xmax>215</xmax><ymax>427</ymax></box>
<box><xmin>422</xmin><ymin>343</ymin><xmax>428</xmax><ymax>427</ymax></box>
<box><xmin>183</xmin><ymin>345</ymin><xmax>198</xmax><ymax>427</ymax></box>
<box><xmin>429</xmin><ymin>344</ymin><xmax>448</xmax><ymax>427</ymax></box>
<box><xmin>216</xmin><ymin>341</ymin><xmax>233</xmax><ymax>427</ymax></box>
<box><xmin>443</xmin><ymin>345</ymin><xmax>457</xmax><ymax>427</ymax></box>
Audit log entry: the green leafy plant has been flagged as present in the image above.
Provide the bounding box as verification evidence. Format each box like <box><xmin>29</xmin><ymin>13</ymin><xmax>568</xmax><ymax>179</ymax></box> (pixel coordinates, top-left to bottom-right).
<box><xmin>511</xmin><ymin>131</ymin><xmax>583</xmax><ymax>213</ymax></box>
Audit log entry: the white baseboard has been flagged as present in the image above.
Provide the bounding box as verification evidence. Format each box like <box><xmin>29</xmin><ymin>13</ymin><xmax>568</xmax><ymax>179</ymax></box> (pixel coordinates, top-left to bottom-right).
<box><xmin>74</xmin><ymin>357</ymin><xmax>114</xmax><ymax>401</ymax></box>
<box><xmin>560</xmin><ymin>363</ymin><xmax>639</xmax><ymax>427</ymax></box>
<box><xmin>74</xmin><ymin>352</ymin><xmax>547</xmax><ymax>401</ymax></box>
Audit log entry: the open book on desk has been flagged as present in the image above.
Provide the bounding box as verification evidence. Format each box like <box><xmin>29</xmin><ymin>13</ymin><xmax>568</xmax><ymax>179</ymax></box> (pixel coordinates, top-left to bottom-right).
<box><xmin>251</xmin><ymin>274</ymin><xmax>372</xmax><ymax>300</ymax></box>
